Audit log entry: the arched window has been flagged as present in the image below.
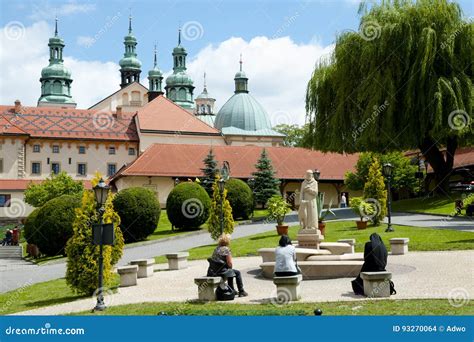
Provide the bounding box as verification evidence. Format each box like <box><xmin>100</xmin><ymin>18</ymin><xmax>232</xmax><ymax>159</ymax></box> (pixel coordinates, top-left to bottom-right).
<box><xmin>178</xmin><ymin>88</ymin><xmax>186</xmax><ymax>101</ymax></box>
<box><xmin>122</xmin><ymin>92</ymin><xmax>129</xmax><ymax>105</ymax></box>
<box><xmin>207</xmin><ymin>105</ymin><xmax>212</xmax><ymax>114</ymax></box>
<box><xmin>169</xmin><ymin>88</ymin><xmax>176</xmax><ymax>100</ymax></box>
<box><xmin>179</xmin><ymin>56</ymin><xmax>183</xmax><ymax>66</ymax></box>
<box><xmin>53</xmin><ymin>81</ymin><xmax>62</xmax><ymax>94</ymax></box>
<box><xmin>131</xmin><ymin>91</ymin><xmax>140</xmax><ymax>102</ymax></box>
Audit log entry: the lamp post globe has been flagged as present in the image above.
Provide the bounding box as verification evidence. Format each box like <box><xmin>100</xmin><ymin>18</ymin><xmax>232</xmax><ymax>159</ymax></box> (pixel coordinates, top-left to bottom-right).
<box><xmin>93</xmin><ymin>178</ymin><xmax>109</xmax><ymax>208</ymax></box>
<box><xmin>313</xmin><ymin>169</ymin><xmax>321</xmax><ymax>181</ymax></box>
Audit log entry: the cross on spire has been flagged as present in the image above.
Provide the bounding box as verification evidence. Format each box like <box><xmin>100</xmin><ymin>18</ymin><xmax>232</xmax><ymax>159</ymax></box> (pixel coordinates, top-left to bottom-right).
<box><xmin>153</xmin><ymin>44</ymin><xmax>157</xmax><ymax>68</ymax></box>
<box><xmin>128</xmin><ymin>9</ymin><xmax>132</xmax><ymax>34</ymax></box>
<box><xmin>54</xmin><ymin>16</ymin><xmax>58</xmax><ymax>37</ymax></box>
<box><xmin>178</xmin><ymin>27</ymin><xmax>181</xmax><ymax>45</ymax></box>
<box><xmin>239</xmin><ymin>53</ymin><xmax>243</xmax><ymax>71</ymax></box>
<box><xmin>203</xmin><ymin>72</ymin><xmax>207</xmax><ymax>89</ymax></box>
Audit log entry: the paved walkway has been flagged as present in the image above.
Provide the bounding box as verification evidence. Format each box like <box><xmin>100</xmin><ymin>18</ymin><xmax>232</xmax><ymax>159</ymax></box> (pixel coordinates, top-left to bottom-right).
<box><xmin>13</xmin><ymin>250</ymin><xmax>474</xmax><ymax>315</ymax></box>
<box><xmin>389</xmin><ymin>212</ymin><xmax>474</xmax><ymax>232</ymax></box>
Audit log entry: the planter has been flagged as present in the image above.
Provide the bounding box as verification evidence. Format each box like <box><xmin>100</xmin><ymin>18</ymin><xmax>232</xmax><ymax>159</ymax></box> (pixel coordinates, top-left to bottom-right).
<box><xmin>356</xmin><ymin>220</ymin><xmax>368</xmax><ymax>230</ymax></box>
<box><xmin>318</xmin><ymin>221</ymin><xmax>326</xmax><ymax>235</ymax></box>
<box><xmin>276</xmin><ymin>224</ymin><xmax>289</xmax><ymax>236</ymax></box>
<box><xmin>27</xmin><ymin>243</ymin><xmax>40</xmax><ymax>258</ymax></box>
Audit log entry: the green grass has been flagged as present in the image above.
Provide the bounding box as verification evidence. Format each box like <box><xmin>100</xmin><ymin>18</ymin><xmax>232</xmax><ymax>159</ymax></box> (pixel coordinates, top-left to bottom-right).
<box><xmin>392</xmin><ymin>194</ymin><xmax>469</xmax><ymax>215</ymax></box>
<box><xmin>252</xmin><ymin>209</ymin><xmax>269</xmax><ymax>220</ymax></box>
<box><xmin>0</xmin><ymin>275</ymin><xmax>119</xmax><ymax>315</ymax></box>
<box><xmin>154</xmin><ymin>220</ymin><xmax>474</xmax><ymax>263</ymax></box>
<box><xmin>145</xmin><ymin>211</ymin><xmax>202</xmax><ymax>242</ymax></box>
<box><xmin>73</xmin><ymin>299</ymin><xmax>473</xmax><ymax>316</ymax></box>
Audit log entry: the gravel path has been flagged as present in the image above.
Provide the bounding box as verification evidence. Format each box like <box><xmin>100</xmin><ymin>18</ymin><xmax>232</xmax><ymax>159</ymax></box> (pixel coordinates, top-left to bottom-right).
<box><xmin>13</xmin><ymin>250</ymin><xmax>474</xmax><ymax>315</ymax></box>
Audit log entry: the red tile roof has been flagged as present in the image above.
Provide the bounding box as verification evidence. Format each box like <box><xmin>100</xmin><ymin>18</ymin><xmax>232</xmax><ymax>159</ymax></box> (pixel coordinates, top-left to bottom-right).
<box><xmin>450</xmin><ymin>147</ymin><xmax>474</xmax><ymax>169</ymax></box>
<box><xmin>0</xmin><ymin>105</ymin><xmax>138</xmax><ymax>141</ymax></box>
<box><xmin>0</xmin><ymin>179</ymin><xmax>92</xmax><ymax>190</ymax></box>
<box><xmin>136</xmin><ymin>96</ymin><xmax>221</xmax><ymax>135</ymax></box>
<box><xmin>0</xmin><ymin>115</ymin><xmax>28</xmax><ymax>135</ymax></box>
<box><xmin>116</xmin><ymin>144</ymin><xmax>359</xmax><ymax>181</ymax></box>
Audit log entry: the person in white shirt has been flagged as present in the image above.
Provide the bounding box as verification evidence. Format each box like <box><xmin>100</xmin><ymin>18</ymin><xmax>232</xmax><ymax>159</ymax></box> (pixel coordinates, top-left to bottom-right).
<box><xmin>274</xmin><ymin>235</ymin><xmax>299</xmax><ymax>277</ymax></box>
<box><xmin>340</xmin><ymin>193</ymin><xmax>347</xmax><ymax>208</ymax></box>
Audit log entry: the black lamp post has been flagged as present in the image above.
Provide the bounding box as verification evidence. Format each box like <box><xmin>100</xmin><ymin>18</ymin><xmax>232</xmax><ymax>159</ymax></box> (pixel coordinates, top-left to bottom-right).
<box><xmin>313</xmin><ymin>169</ymin><xmax>321</xmax><ymax>181</ymax></box>
<box><xmin>174</xmin><ymin>178</ymin><xmax>180</xmax><ymax>186</ymax></box>
<box><xmin>93</xmin><ymin>178</ymin><xmax>110</xmax><ymax>311</ymax></box>
<box><xmin>219</xmin><ymin>162</ymin><xmax>230</xmax><ymax>235</ymax></box>
<box><xmin>382</xmin><ymin>163</ymin><xmax>394</xmax><ymax>232</ymax></box>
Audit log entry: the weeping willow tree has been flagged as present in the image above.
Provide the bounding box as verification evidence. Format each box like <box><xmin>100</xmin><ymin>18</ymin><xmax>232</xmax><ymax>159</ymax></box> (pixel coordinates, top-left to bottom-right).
<box><xmin>305</xmin><ymin>0</ymin><xmax>473</xmax><ymax>192</ymax></box>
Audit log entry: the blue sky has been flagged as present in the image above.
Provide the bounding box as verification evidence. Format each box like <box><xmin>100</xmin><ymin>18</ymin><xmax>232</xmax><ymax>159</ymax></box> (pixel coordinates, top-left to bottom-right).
<box><xmin>1</xmin><ymin>0</ymin><xmax>473</xmax><ymax>124</ymax></box>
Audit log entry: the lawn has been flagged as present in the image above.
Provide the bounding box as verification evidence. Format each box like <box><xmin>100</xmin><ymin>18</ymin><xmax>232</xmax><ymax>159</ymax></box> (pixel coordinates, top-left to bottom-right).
<box><xmin>392</xmin><ymin>194</ymin><xmax>471</xmax><ymax>216</ymax></box>
<box><xmin>73</xmin><ymin>299</ymin><xmax>473</xmax><ymax>316</ymax></box>
<box><xmin>155</xmin><ymin>220</ymin><xmax>474</xmax><ymax>263</ymax></box>
<box><xmin>0</xmin><ymin>275</ymin><xmax>119</xmax><ymax>315</ymax></box>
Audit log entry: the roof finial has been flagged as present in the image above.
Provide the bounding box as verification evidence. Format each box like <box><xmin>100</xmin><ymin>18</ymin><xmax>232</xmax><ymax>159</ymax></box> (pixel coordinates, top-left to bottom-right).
<box><xmin>239</xmin><ymin>53</ymin><xmax>243</xmax><ymax>72</ymax></box>
<box><xmin>203</xmin><ymin>72</ymin><xmax>207</xmax><ymax>89</ymax></box>
<box><xmin>153</xmin><ymin>44</ymin><xmax>157</xmax><ymax>68</ymax></box>
<box><xmin>178</xmin><ymin>27</ymin><xmax>182</xmax><ymax>46</ymax></box>
<box><xmin>128</xmin><ymin>9</ymin><xmax>132</xmax><ymax>34</ymax></box>
<box><xmin>54</xmin><ymin>15</ymin><xmax>58</xmax><ymax>37</ymax></box>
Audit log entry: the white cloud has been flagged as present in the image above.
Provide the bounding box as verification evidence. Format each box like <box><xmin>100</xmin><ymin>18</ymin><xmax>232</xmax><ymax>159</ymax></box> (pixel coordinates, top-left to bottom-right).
<box><xmin>185</xmin><ymin>36</ymin><xmax>334</xmax><ymax>126</ymax></box>
<box><xmin>76</xmin><ymin>35</ymin><xmax>95</xmax><ymax>48</ymax></box>
<box><xmin>0</xmin><ymin>21</ymin><xmax>119</xmax><ymax>108</ymax></box>
<box><xmin>29</xmin><ymin>1</ymin><xmax>96</xmax><ymax>21</ymax></box>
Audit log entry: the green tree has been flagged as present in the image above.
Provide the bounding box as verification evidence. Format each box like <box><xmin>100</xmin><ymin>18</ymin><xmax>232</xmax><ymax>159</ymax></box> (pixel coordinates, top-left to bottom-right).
<box><xmin>305</xmin><ymin>0</ymin><xmax>473</xmax><ymax>192</ymax></box>
<box><xmin>345</xmin><ymin>152</ymin><xmax>419</xmax><ymax>193</ymax></box>
<box><xmin>208</xmin><ymin>176</ymin><xmax>234</xmax><ymax>240</ymax></box>
<box><xmin>24</xmin><ymin>172</ymin><xmax>84</xmax><ymax>207</ymax></box>
<box><xmin>65</xmin><ymin>177</ymin><xmax>124</xmax><ymax>295</ymax></box>
<box><xmin>273</xmin><ymin>124</ymin><xmax>308</xmax><ymax>147</ymax></box>
<box><xmin>252</xmin><ymin>149</ymin><xmax>280</xmax><ymax>207</ymax></box>
<box><xmin>363</xmin><ymin>158</ymin><xmax>387</xmax><ymax>226</ymax></box>
<box><xmin>225</xmin><ymin>178</ymin><xmax>254</xmax><ymax>220</ymax></box>
<box><xmin>200</xmin><ymin>148</ymin><xmax>219</xmax><ymax>196</ymax></box>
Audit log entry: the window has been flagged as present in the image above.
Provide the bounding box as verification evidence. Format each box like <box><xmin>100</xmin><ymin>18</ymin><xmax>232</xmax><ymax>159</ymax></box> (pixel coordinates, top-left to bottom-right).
<box><xmin>78</xmin><ymin>146</ymin><xmax>86</xmax><ymax>154</ymax></box>
<box><xmin>107</xmin><ymin>163</ymin><xmax>117</xmax><ymax>177</ymax></box>
<box><xmin>128</xmin><ymin>147</ymin><xmax>136</xmax><ymax>156</ymax></box>
<box><xmin>51</xmin><ymin>162</ymin><xmax>60</xmax><ymax>174</ymax></box>
<box><xmin>52</xmin><ymin>145</ymin><xmax>60</xmax><ymax>153</ymax></box>
<box><xmin>0</xmin><ymin>159</ymin><xmax>3</xmax><ymax>173</ymax></box>
<box><xmin>31</xmin><ymin>162</ymin><xmax>41</xmax><ymax>175</ymax></box>
<box><xmin>77</xmin><ymin>163</ymin><xmax>87</xmax><ymax>176</ymax></box>
<box><xmin>108</xmin><ymin>147</ymin><xmax>116</xmax><ymax>155</ymax></box>
<box><xmin>0</xmin><ymin>194</ymin><xmax>11</xmax><ymax>207</ymax></box>
<box><xmin>33</xmin><ymin>144</ymin><xmax>41</xmax><ymax>153</ymax></box>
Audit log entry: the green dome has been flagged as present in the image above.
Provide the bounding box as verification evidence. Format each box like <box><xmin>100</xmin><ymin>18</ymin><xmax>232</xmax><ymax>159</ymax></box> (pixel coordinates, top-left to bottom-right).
<box><xmin>234</xmin><ymin>70</ymin><xmax>247</xmax><ymax>79</ymax></box>
<box><xmin>173</xmin><ymin>45</ymin><xmax>186</xmax><ymax>54</ymax></box>
<box><xmin>124</xmin><ymin>34</ymin><xmax>137</xmax><ymax>43</ymax></box>
<box><xmin>196</xmin><ymin>88</ymin><xmax>214</xmax><ymax>100</ymax></box>
<box><xmin>166</xmin><ymin>71</ymin><xmax>194</xmax><ymax>86</ymax></box>
<box><xmin>148</xmin><ymin>67</ymin><xmax>162</xmax><ymax>77</ymax></box>
<box><xmin>215</xmin><ymin>93</ymin><xmax>272</xmax><ymax>131</ymax></box>
<box><xmin>119</xmin><ymin>56</ymin><xmax>142</xmax><ymax>69</ymax></box>
<box><xmin>41</xmin><ymin>63</ymin><xmax>72</xmax><ymax>79</ymax></box>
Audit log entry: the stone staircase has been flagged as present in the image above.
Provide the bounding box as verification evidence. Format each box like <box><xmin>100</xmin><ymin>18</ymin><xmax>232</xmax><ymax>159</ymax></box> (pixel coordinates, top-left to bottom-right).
<box><xmin>0</xmin><ymin>246</ymin><xmax>23</xmax><ymax>259</ymax></box>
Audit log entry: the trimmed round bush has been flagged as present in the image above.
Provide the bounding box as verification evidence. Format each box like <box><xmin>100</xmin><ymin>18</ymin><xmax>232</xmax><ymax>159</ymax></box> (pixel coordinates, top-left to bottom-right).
<box><xmin>113</xmin><ymin>187</ymin><xmax>161</xmax><ymax>243</ymax></box>
<box><xmin>166</xmin><ymin>182</ymin><xmax>211</xmax><ymax>229</ymax></box>
<box><xmin>23</xmin><ymin>208</ymin><xmax>40</xmax><ymax>245</ymax></box>
<box><xmin>34</xmin><ymin>194</ymin><xmax>80</xmax><ymax>256</ymax></box>
<box><xmin>225</xmin><ymin>178</ymin><xmax>254</xmax><ymax>219</ymax></box>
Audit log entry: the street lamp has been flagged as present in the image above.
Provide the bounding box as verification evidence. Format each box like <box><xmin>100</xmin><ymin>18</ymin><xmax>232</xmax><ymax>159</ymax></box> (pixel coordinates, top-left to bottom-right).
<box><xmin>174</xmin><ymin>178</ymin><xmax>180</xmax><ymax>186</ymax></box>
<box><xmin>218</xmin><ymin>162</ymin><xmax>230</xmax><ymax>235</ymax></box>
<box><xmin>92</xmin><ymin>178</ymin><xmax>110</xmax><ymax>311</ymax></box>
<box><xmin>382</xmin><ymin>163</ymin><xmax>394</xmax><ymax>232</ymax></box>
<box><xmin>313</xmin><ymin>169</ymin><xmax>321</xmax><ymax>181</ymax></box>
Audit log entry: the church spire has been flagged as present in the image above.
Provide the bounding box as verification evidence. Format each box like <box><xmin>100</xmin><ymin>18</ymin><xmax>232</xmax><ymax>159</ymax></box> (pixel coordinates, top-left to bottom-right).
<box><xmin>178</xmin><ymin>28</ymin><xmax>181</xmax><ymax>46</ymax></box>
<box><xmin>119</xmin><ymin>14</ymin><xmax>141</xmax><ymax>88</ymax></box>
<box><xmin>54</xmin><ymin>16</ymin><xmax>58</xmax><ymax>37</ymax></box>
<box><xmin>234</xmin><ymin>55</ymin><xmax>248</xmax><ymax>93</ymax></box>
<box><xmin>128</xmin><ymin>13</ymin><xmax>132</xmax><ymax>34</ymax></box>
<box><xmin>148</xmin><ymin>44</ymin><xmax>163</xmax><ymax>102</ymax></box>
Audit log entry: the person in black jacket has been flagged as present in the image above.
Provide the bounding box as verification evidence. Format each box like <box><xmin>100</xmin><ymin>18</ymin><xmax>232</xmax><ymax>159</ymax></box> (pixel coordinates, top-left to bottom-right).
<box><xmin>351</xmin><ymin>233</ymin><xmax>388</xmax><ymax>295</ymax></box>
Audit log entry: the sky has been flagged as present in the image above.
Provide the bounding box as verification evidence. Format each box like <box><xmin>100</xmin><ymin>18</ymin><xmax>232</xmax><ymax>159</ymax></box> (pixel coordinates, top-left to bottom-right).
<box><xmin>1</xmin><ymin>0</ymin><xmax>473</xmax><ymax>126</ymax></box>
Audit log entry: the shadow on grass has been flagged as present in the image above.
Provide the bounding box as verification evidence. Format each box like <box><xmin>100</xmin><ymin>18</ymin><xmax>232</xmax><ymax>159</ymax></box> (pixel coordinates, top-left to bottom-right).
<box><xmin>446</xmin><ymin>239</ymin><xmax>474</xmax><ymax>244</ymax></box>
<box><xmin>150</xmin><ymin>227</ymin><xmax>201</xmax><ymax>238</ymax></box>
<box><xmin>23</xmin><ymin>294</ymin><xmax>88</xmax><ymax>309</ymax></box>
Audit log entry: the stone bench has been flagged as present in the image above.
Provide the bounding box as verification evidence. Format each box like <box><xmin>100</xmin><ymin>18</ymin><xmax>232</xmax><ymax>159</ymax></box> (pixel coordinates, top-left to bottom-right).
<box><xmin>390</xmin><ymin>238</ymin><xmax>409</xmax><ymax>255</ymax></box>
<box><xmin>273</xmin><ymin>274</ymin><xmax>303</xmax><ymax>302</ymax></box>
<box><xmin>258</xmin><ymin>247</ymin><xmax>331</xmax><ymax>263</ymax></box>
<box><xmin>360</xmin><ymin>271</ymin><xmax>392</xmax><ymax>298</ymax></box>
<box><xmin>117</xmin><ymin>265</ymin><xmax>138</xmax><ymax>287</ymax></box>
<box><xmin>261</xmin><ymin>260</ymin><xmax>363</xmax><ymax>280</ymax></box>
<box><xmin>318</xmin><ymin>242</ymin><xmax>353</xmax><ymax>255</ymax></box>
<box><xmin>337</xmin><ymin>239</ymin><xmax>356</xmax><ymax>254</ymax></box>
<box><xmin>306</xmin><ymin>252</ymin><xmax>364</xmax><ymax>262</ymax></box>
<box><xmin>166</xmin><ymin>252</ymin><xmax>189</xmax><ymax>270</ymax></box>
<box><xmin>130</xmin><ymin>258</ymin><xmax>155</xmax><ymax>278</ymax></box>
<box><xmin>194</xmin><ymin>276</ymin><xmax>222</xmax><ymax>301</ymax></box>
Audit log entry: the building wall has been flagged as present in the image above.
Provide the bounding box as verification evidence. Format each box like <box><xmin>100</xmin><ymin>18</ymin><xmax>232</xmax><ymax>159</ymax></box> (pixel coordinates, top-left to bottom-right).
<box><xmin>89</xmin><ymin>82</ymin><xmax>148</xmax><ymax>113</ymax></box>
<box><xmin>139</xmin><ymin>132</ymin><xmax>226</xmax><ymax>152</ymax></box>
<box><xmin>0</xmin><ymin>191</ymin><xmax>35</xmax><ymax>221</ymax></box>
<box><xmin>224</xmin><ymin>135</ymin><xmax>283</xmax><ymax>147</ymax></box>
<box><xmin>114</xmin><ymin>176</ymin><xmax>175</xmax><ymax>207</ymax></box>
<box><xmin>0</xmin><ymin>137</ymin><xmax>25</xmax><ymax>178</ymax></box>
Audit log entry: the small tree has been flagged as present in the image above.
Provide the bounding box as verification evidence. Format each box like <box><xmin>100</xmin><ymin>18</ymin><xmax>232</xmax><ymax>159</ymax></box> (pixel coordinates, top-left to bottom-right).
<box><xmin>65</xmin><ymin>176</ymin><xmax>124</xmax><ymax>295</ymax></box>
<box><xmin>225</xmin><ymin>179</ymin><xmax>253</xmax><ymax>220</ymax></box>
<box><xmin>200</xmin><ymin>148</ymin><xmax>219</xmax><ymax>196</ymax></box>
<box><xmin>24</xmin><ymin>172</ymin><xmax>83</xmax><ymax>208</ymax></box>
<box><xmin>363</xmin><ymin>158</ymin><xmax>387</xmax><ymax>226</ymax></box>
<box><xmin>252</xmin><ymin>149</ymin><xmax>280</xmax><ymax>208</ymax></box>
<box><xmin>208</xmin><ymin>176</ymin><xmax>234</xmax><ymax>240</ymax></box>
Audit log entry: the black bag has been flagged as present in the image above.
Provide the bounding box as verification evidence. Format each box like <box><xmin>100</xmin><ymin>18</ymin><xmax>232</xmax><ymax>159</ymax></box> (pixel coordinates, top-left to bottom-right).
<box><xmin>390</xmin><ymin>280</ymin><xmax>397</xmax><ymax>295</ymax></box>
<box><xmin>216</xmin><ymin>283</ymin><xmax>235</xmax><ymax>301</ymax></box>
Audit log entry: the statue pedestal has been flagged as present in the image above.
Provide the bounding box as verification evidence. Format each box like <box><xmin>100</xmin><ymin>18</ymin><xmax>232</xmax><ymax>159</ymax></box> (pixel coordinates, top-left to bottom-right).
<box><xmin>297</xmin><ymin>229</ymin><xmax>324</xmax><ymax>249</ymax></box>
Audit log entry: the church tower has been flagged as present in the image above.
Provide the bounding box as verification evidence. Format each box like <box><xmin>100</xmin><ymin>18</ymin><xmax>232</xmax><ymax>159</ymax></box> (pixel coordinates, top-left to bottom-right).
<box><xmin>165</xmin><ymin>29</ymin><xmax>195</xmax><ymax>109</ymax></box>
<box><xmin>147</xmin><ymin>45</ymin><xmax>164</xmax><ymax>102</ymax></box>
<box><xmin>38</xmin><ymin>18</ymin><xmax>76</xmax><ymax>108</ymax></box>
<box><xmin>195</xmin><ymin>73</ymin><xmax>216</xmax><ymax>126</ymax></box>
<box><xmin>119</xmin><ymin>15</ymin><xmax>142</xmax><ymax>88</ymax></box>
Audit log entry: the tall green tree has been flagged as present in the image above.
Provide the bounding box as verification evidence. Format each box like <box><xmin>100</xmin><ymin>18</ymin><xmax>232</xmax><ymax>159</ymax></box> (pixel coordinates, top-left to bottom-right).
<box><xmin>273</xmin><ymin>124</ymin><xmax>308</xmax><ymax>147</ymax></box>
<box><xmin>208</xmin><ymin>176</ymin><xmax>234</xmax><ymax>240</ymax></box>
<box><xmin>200</xmin><ymin>148</ymin><xmax>219</xmax><ymax>196</ymax></box>
<box><xmin>24</xmin><ymin>172</ymin><xmax>84</xmax><ymax>207</ymax></box>
<box><xmin>363</xmin><ymin>158</ymin><xmax>387</xmax><ymax>226</ymax></box>
<box><xmin>345</xmin><ymin>152</ymin><xmax>419</xmax><ymax>193</ymax></box>
<box><xmin>252</xmin><ymin>149</ymin><xmax>280</xmax><ymax>207</ymax></box>
<box><xmin>305</xmin><ymin>0</ymin><xmax>473</xmax><ymax>193</ymax></box>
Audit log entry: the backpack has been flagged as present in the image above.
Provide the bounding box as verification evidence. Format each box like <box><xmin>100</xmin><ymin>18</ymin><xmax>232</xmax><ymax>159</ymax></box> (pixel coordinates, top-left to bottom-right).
<box><xmin>390</xmin><ymin>280</ymin><xmax>397</xmax><ymax>295</ymax></box>
<box><xmin>215</xmin><ymin>283</ymin><xmax>235</xmax><ymax>301</ymax></box>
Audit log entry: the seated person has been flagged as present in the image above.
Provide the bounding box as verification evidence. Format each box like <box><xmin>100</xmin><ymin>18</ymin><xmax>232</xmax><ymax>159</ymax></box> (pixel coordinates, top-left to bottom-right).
<box><xmin>208</xmin><ymin>234</ymin><xmax>248</xmax><ymax>297</ymax></box>
<box><xmin>274</xmin><ymin>235</ymin><xmax>299</xmax><ymax>277</ymax></box>
<box><xmin>351</xmin><ymin>233</ymin><xmax>388</xmax><ymax>295</ymax></box>
<box><xmin>2</xmin><ymin>229</ymin><xmax>13</xmax><ymax>246</ymax></box>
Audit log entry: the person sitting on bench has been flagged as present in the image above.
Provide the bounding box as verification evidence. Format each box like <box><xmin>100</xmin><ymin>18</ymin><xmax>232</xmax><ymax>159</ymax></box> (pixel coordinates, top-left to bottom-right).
<box><xmin>274</xmin><ymin>235</ymin><xmax>299</xmax><ymax>277</ymax></box>
<box><xmin>208</xmin><ymin>234</ymin><xmax>248</xmax><ymax>297</ymax></box>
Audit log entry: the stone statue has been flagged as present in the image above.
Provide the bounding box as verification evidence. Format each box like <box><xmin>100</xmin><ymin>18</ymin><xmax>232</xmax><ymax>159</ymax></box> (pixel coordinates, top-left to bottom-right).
<box><xmin>298</xmin><ymin>170</ymin><xmax>319</xmax><ymax>230</ymax></box>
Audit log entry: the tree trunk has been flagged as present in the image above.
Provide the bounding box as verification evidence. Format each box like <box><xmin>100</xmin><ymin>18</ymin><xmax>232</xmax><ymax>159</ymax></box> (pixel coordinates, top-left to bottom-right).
<box><xmin>419</xmin><ymin>136</ymin><xmax>457</xmax><ymax>194</ymax></box>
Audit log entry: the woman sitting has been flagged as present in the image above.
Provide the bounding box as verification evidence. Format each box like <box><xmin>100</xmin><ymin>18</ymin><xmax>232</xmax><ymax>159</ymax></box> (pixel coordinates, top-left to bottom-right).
<box><xmin>351</xmin><ymin>233</ymin><xmax>388</xmax><ymax>295</ymax></box>
<box><xmin>274</xmin><ymin>235</ymin><xmax>299</xmax><ymax>277</ymax></box>
<box><xmin>208</xmin><ymin>234</ymin><xmax>248</xmax><ymax>297</ymax></box>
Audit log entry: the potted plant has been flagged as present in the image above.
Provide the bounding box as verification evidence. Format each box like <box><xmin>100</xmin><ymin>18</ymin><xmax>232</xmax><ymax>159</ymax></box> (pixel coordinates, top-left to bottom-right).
<box><xmin>267</xmin><ymin>195</ymin><xmax>291</xmax><ymax>235</ymax></box>
<box><xmin>317</xmin><ymin>193</ymin><xmax>335</xmax><ymax>235</ymax></box>
<box><xmin>349</xmin><ymin>197</ymin><xmax>373</xmax><ymax>229</ymax></box>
